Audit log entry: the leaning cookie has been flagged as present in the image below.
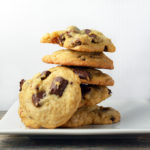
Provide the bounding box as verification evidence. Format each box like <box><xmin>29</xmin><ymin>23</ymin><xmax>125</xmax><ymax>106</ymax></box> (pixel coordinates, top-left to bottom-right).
<box><xmin>62</xmin><ymin>106</ymin><xmax>120</xmax><ymax>128</ymax></box>
<box><xmin>79</xmin><ymin>84</ymin><xmax>111</xmax><ymax>108</ymax></box>
<box><xmin>19</xmin><ymin>67</ymin><xmax>81</xmax><ymax>129</ymax></box>
<box><xmin>42</xmin><ymin>49</ymin><xmax>114</xmax><ymax>69</ymax></box>
<box><xmin>40</xmin><ymin>26</ymin><xmax>115</xmax><ymax>53</ymax></box>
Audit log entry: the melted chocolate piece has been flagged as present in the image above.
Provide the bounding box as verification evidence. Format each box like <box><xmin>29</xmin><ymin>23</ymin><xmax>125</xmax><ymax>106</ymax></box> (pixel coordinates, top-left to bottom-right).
<box><xmin>73</xmin><ymin>39</ymin><xmax>81</xmax><ymax>47</ymax></box>
<box><xmin>102</xmin><ymin>107</ymin><xmax>110</xmax><ymax>111</ymax></box>
<box><xmin>84</xmin><ymin>29</ymin><xmax>91</xmax><ymax>34</ymax></box>
<box><xmin>73</xmin><ymin>68</ymin><xmax>91</xmax><ymax>81</ymax></box>
<box><xmin>110</xmin><ymin>116</ymin><xmax>115</xmax><ymax>122</ymax></box>
<box><xmin>36</xmin><ymin>86</ymin><xmax>39</xmax><ymax>91</ymax></box>
<box><xmin>104</xmin><ymin>46</ymin><xmax>108</xmax><ymax>52</ymax></box>
<box><xmin>108</xmin><ymin>89</ymin><xmax>112</xmax><ymax>95</ymax></box>
<box><xmin>41</xmin><ymin>71</ymin><xmax>51</xmax><ymax>80</ymax></box>
<box><xmin>50</xmin><ymin>77</ymin><xmax>68</xmax><ymax>97</ymax></box>
<box><xmin>89</xmin><ymin>34</ymin><xmax>97</xmax><ymax>43</ymax></box>
<box><xmin>89</xmin><ymin>34</ymin><xmax>97</xmax><ymax>38</ymax></box>
<box><xmin>58</xmin><ymin>34</ymin><xmax>65</xmax><ymax>45</ymax></box>
<box><xmin>19</xmin><ymin>79</ymin><xmax>25</xmax><ymax>91</ymax></box>
<box><xmin>80</xmin><ymin>84</ymin><xmax>91</xmax><ymax>97</ymax></box>
<box><xmin>32</xmin><ymin>91</ymin><xmax>46</xmax><ymax>107</ymax></box>
<box><xmin>66</xmin><ymin>31</ymin><xmax>72</xmax><ymax>37</ymax></box>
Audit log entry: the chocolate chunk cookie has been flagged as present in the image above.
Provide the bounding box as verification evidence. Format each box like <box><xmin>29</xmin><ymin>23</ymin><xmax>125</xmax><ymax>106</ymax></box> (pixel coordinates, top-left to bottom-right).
<box><xmin>19</xmin><ymin>67</ymin><xmax>81</xmax><ymax>128</ymax></box>
<box><xmin>42</xmin><ymin>49</ymin><xmax>114</xmax><ymax>69</ymax></box>
<box><xmin>70</xmin><ymin>67</ymin><xmax>114</xmax><ymax>86</ymax></box>
<box><xmin>49</xmin><ymin>67</ymin><xmax>112</xmax><ymax>108</ymax></box>
<box><xmin>40</xmin><ymin>26</ymin><xmax>115</xmax><ymax>53</ymax></box>
<box><xmin>50</xmin><ymin>66</ymin><xmax>114</xmax><ymax>85</ymax></box>
<box><xmin>62</xmin><ymin>106</ymin><xmax>120</xmax><ymax>128</ymax></box>
<box><xmin>79</xmin><ymin>84</ymin><xmax>111</xmax><ymax>108</ymax></box>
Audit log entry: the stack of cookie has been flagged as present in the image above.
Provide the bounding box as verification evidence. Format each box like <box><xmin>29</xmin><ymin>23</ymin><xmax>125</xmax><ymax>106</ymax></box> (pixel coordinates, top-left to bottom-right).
<box><xmin>19</xmin><ymin>26</ymin><xmax>120</xmax><ymax>128</ymax></box>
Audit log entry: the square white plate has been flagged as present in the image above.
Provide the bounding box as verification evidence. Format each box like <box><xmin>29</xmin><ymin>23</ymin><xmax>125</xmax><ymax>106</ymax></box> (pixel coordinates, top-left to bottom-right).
<box><xmin>0</xmin><ymin>99</ymin><xmax>150</xmax><ymax>135</ymax></box>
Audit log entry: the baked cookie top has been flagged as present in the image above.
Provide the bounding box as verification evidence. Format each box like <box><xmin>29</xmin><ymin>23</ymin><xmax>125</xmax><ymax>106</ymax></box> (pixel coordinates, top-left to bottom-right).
<box><xmin>19</xmin><ymin>67</ymin><xmax>81</xmax><ymax>129</ymax></box>
<box><xmin>79</xmin><ymin>84</ymin><xmax>111</xmax><ymax>108</ymax></box>
<box><xmin>42</xmin><ymin>49</ymin><xmax>114</xmax><ymax>69</ymax></box>
<box><xmin>40</xmin><ymin>26</ymin><xmax>115</xmax><ymax>53</ymax></box>
<box><xmin>62</xmin><ymin>106</ymin><xmax>120</xmax><ymax>128</ymax></box>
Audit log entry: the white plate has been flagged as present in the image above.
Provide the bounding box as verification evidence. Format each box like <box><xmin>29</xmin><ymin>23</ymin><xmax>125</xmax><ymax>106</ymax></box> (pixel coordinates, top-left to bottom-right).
<box><xmin>0</xmin><ymin>99</ymin><xmax>150</xmax><ymax>135</ymax></box>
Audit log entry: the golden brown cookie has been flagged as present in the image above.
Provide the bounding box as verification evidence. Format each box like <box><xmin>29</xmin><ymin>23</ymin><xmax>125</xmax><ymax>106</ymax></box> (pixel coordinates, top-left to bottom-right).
<box><xmin>42</xmin><ymin>49</ymin><xmax>114</xmax><ymax>69</ymax></box>
<box><xmin>40</xmin><ymin>26</ymin><xmax>115</xmax><ymax>53</ymax></box>
<box><xmin>50</xmin><ymin>66</ymin><xmax>114</xmax><ymax>86</ymax></box>
<box><xmin>70</xmin><ymin>67</ymin><xmax>114</xmax><ymax>86</ymax></box>
<box><xmin>19</xmin><ymin>67</ymin><xmax>81</xmax><ymax>128</ymax></box>
<box><xmin>79</xmin><ymin>84</ymin><xmax>111</xmax><ymax>108</ymax></box>
<box><xmin>62</xmin><ymin>106</ymin><xmax>120</xmax><ymax>128</ymax></box>
<box><xmin>49</xmin><ymin>66</ymin><xmax>111</xmax><ymax>107</ymax></box>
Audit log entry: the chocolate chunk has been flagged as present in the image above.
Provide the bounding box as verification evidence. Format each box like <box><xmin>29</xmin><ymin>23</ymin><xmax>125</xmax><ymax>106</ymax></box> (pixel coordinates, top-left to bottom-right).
<box><xmin>73</xmin><ymin>39</ymin><xmax>82</xmax><ymax>47</ymax></box>
<box><xmin>19</xmin><ymin>79</ymin><xmax>25</xmax><ymax>91</ymax></box>
<box><xmin>102</xmin><ymin>107</ymin><xmax>110</xmax><ymax>111</ymax></box>
<box><xmin>89</xmin><ymin>34</ymin><xmax>97</xmax><ymax>43</ymax></box>
<box><xmin>110</xmin><ymin>116</ymin><xmax>115</xmax><ymax>122</ymax></box>
<box><xmin>32</xmin><ymin>91</ymin><xmax>46</xmax><ymax>107</ymax></box>
<box><xmin>58</xmin><ymin>34</ymin><xmax>65</xmax><ymax>45</ymax></box>
<box><xmin>50</xmin><ymin>77</ymin><xmax>68</xmax><ymax>97</ymax></box>
<box><xmin>66</xmin><ymin>31</ymin><xmax>72</xmax><ymax>37</ymax></box>
<box><xmin>36</xmin><ymin>86</ymin><xmax>39</xmax><ymax>91</ymax></box>
<box><xmin>108</xmin><ymin>89</ymin><xmax>112</xmax><ymax>95</ymax></box>
<box><xmin>104</xmin><ymin>46</ymin><xmax>108</xmax><ymax>52</ymax></box>
<box><xmin>70</xmin><ymin>82</ymin><xmax>73</xmax><ymax>85</ymax></box>
<box><xmin>73</xmin><ymin>68</ymin><xmax>91</xmax><ymax>81</ymax></box>
<box><xmin>80</xmin><ymin>84</ymin><xmax>91</xmax><ymax>97</ymax></box>
<box><xmin>41</xmin><ymin>71</ymin><xmax>51</xmax><ymax>80</ymax></box>
<box><xmin>84</xmin><ymin>29</ymin><xmax>91</xmax><ymax>34</ymax></box>
<box><xmin>92</xmin><ymin>39</ymin><xmax>97</xmax><ymax>43</ymax></box>
<box><xmin>89</xmin><ymin>34</ymin><xmax>97</xmax><ymax>38</ymax></box>
<box><xmin>75</xmin><ymin>39</ymin><xmax>82</xmax><ymax>46</ymax></box>
<box><xmin>37</xmin><ymin>91</ymin><xmax>46</xmax><ymax>99</ymax></box>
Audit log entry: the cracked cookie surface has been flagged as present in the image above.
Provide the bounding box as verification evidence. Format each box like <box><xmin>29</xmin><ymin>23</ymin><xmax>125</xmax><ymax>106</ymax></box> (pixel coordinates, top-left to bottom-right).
<box><xmin>41</xmin><ymin>26</ymin><xmax>115</xmax><ymax>53</ymax></box>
